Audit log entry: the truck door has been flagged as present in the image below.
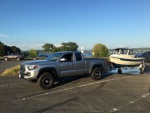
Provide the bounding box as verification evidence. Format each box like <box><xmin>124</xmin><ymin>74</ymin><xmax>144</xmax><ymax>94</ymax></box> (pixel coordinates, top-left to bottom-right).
<box><xmin>59</xmin><ymin>53</ymin><xmax>76</xmax><ymax>77</ymax></box>
<box><xmin>75</xmin><ymin>53</ymin><xmax>85</xmax><ymax>75</ymax></box>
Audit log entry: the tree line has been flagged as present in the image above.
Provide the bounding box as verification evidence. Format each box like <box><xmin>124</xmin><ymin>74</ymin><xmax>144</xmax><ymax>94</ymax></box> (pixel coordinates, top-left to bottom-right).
<box><xmin>0</xmin><ymin>41</ymin><xmax>21</xmax><ymax>56</ymax></box>
<box><xmin>42</xmin><ymin>42</ymin><xmax>79</xmax><ymax>53</ymax></box>
<box><xmin>0</xmin><ymin>41</ymin><xmax>109</xmax><ymax>58</ymax></box>
<box><xmin>27</xmin><ymin>42</ymin><xmax>79</xmax><ymax>58</ymax></box>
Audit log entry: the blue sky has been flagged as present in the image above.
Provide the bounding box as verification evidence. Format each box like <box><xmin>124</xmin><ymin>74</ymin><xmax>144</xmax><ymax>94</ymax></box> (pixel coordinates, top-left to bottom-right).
<box><xmin>0</xmin><ymin>0</ymin><xmax>150</xmax><ymax>51</ymax></box>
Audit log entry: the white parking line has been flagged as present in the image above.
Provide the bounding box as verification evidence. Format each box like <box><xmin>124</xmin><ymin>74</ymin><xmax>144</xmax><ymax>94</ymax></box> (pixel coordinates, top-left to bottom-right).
<box><xmin>11</xmin><ymin>76</ymin><xmax>130</xmax><ymax>103</ymax></box>
<box><xmin>0</xmin><ymin>81</ymin><xmax>27</xmax><ymax>87</ymax></box>
<box><xmin>110</xmin><ymin>93</ymin><xmax>150</xmax><ymax>112</ymax></box>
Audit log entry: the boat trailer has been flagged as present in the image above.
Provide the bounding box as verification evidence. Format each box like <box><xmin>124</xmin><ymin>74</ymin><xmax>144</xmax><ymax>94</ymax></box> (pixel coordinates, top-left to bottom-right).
<box><xmin>109</xmin><ymin>62</ymin><xmax>145</xmax><ymax>74</ymax></box>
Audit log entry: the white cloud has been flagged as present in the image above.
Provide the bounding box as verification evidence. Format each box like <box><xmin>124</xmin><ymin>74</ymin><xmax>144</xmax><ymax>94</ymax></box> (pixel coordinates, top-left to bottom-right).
<box><xmin>0</xmin><ymin>34</ymin><xmax>10</xmax><ymax>38</ymax></box>
<box><xmin>12</xmin><ymin>36</ymin><xmax>17</xmax><ymax>38</ymax></box>
<box><xmin>14</xmin><ymin>42</ymin><xmax>44</xmax><ymax>51</ymax></box>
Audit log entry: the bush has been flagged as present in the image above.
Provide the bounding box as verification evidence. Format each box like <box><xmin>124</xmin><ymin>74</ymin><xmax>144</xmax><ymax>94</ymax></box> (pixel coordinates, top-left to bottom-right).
<box><xmin>1</xmin><ymin>65</ymin><xmax>20</xmax><ymax>76</ymax></box>
<box><xmin>92</xmin><ymin>43</ymin><xmax>109</xmax><ymax>58</ymax></box>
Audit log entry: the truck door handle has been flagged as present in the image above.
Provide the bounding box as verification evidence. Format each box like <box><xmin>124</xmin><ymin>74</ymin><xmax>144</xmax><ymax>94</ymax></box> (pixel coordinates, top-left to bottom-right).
<box><xmin>71</xmin><ymin>63</ymin><xmax>74</xmax><ymax>65</ymax></box>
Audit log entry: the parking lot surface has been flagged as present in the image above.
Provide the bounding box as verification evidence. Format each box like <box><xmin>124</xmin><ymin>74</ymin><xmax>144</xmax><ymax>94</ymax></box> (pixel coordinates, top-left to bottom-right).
<box><xmin>0</xmin><ymin>60</ymin><xmax>150</xmax><ymax>113</ymax></box>
<box><xmin>0</xmin><ymin>73</ymin><xmax>150</xmax><ymax>113</ymax></box>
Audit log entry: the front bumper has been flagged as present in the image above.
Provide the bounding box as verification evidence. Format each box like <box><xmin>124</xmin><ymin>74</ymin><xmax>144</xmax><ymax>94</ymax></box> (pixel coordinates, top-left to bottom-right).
<box><xmin>19</xmin><ymin>71</ymin><xmax>38</xmax><ymax>80</ymax></box>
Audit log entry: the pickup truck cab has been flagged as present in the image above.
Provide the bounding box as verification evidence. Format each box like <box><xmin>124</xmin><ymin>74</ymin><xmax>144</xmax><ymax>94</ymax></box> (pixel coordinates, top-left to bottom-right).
<box><xmin>19</xmin><ymin>51</ymin><xmax>110</xmax><ymax>89</ymax></box>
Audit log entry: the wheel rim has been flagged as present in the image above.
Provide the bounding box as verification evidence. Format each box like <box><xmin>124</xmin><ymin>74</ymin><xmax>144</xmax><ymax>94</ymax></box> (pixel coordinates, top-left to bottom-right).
<box><xmin>42</xmin><ymin>77</ymin><xmax>52</xmax><ymax>87</ymax></box>
<box><xmin>95</xmin><ymin>70</ymin><xmax>101</xmax><ymax>78</ymax></box>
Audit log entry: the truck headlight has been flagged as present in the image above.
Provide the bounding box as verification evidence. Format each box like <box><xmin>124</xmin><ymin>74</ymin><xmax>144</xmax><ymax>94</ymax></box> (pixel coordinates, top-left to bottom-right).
<box><xmin>26</xmin><ymin>65</ymin><xmax>39</xmax><ymax>70</ymax></box>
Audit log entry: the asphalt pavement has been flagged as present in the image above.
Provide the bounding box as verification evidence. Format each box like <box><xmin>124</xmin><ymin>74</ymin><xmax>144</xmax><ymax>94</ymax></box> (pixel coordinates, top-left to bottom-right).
<box><xmin>0</xmin><ymin>73</ymin><xmax>150</xmax><ymax>113</ymax></box>
<box><xmin>0</xmin><ymin>60</ymin><xmax>150</xmax><ymax>113</ymax></box>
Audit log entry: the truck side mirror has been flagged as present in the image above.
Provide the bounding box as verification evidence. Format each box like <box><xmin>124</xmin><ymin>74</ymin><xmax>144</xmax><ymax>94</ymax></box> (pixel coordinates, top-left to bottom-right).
<box><xmin>60</xmin><ymin>58</ymin><xmax>67</xmax><ymax>62</ymax></box>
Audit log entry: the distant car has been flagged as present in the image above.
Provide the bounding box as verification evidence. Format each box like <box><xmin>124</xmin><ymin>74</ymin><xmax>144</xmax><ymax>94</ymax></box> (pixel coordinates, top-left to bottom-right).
<box><xmin>3</xmin><ymin>53</ymin><xmax>24</xmax><ymax>60</ymax></box>
<box><xmin>37</xmin><ymin>54</ymin><xmax>51</xmax><ymax>60</ymax></box>
<box><xmin>135</xmin><ymin>52</ymin><xmax>143</xmax><ymax>57</ymax></box>
<box><xmin>139</xmin><ymin>51</ymin><xmax>150</xmax><ymax>63</ymax></box>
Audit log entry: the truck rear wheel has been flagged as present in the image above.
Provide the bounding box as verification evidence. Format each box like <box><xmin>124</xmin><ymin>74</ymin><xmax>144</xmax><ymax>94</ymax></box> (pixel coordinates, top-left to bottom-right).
<box><xmin>91</xmin><ymin>67</ymin><xmax>102</xmax><ymax>80</ymax></box>
<box><xmin>38</xmin><ymin>72</ymin><xmax>54</xmax><ymax>90</ymax></box>
<box><xmin>16</xmin><ymin>57</ymin><xmax>20</xmax><ymax>60</ymax></box>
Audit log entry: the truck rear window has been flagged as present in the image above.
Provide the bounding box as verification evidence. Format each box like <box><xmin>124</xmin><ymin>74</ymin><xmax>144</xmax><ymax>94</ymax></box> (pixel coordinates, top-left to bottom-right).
<box><xmin>75</xmin><ymin>53</ymin><xmax>82</xmax><ymax>61</ymax></box>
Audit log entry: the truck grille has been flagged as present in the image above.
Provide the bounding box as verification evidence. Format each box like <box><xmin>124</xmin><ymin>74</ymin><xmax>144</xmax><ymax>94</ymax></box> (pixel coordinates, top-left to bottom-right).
<box><xmin>20</xmin><ymin>64</ymin><xmax>25</xmax><ymax>73</ymax></box>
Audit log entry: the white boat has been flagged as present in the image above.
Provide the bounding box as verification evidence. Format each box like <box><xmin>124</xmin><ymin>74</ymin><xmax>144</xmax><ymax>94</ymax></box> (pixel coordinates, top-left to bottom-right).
<box><xmin>109</xmin><ymin>48</ymin><xmax>144</xmax><ymax>70</ymax></box>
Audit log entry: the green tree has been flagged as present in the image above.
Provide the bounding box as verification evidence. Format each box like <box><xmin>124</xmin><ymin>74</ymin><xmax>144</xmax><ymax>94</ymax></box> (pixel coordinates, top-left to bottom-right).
<box><xmin>60</xmin><ymin>42</ymin><xmax>78</xmax><ymax>51</ymax></box>
<box><xmin>0</xmin><ymin>41</ymin><xmax>22</xmax><ymax>56</ymax></box>
<box><xmin>42</xmin><ymin>42</ymin><xmax>79</xmax><ymax>53</ymax></box>
<box><xmin>11</xmin><ymin>46</ymin><xmax>21</xmax><ymax>53</ymax></box>
<box><xmin>29</xmin><ymin>49</ymin><xmax>37</xmax><ymax>58</ymax></box>
<box><xmin>42</xmin><ymin>43</ymin><xmax>56</xmax><ymax>53</ymax></box>
<box><xmin>92</xmin><ymin>43</ymin><xmax>109</xmax><ymax>58</ymax></box>
<box><xmin>0</xmin><ymin>41</ymin><xmax>5</xmax><ymax>56</ymax></box>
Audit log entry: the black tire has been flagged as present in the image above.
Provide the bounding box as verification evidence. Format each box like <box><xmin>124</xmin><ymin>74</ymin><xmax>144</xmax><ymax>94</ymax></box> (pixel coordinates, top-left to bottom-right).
<box><xmin>140</xmin><ymin>63</ymin><xmax>145</xmax><ymax>74</ymax></box>
<box><xmin>140</xmin><ymin>68</ymin><xmax>144</xmax><ymax>74</ymax></box>
<box><xmin>118</xmin><ymin>69</ymin><xmax>122</xmax><ymax>74</ymax></box>
<box><xmin>38</xmin><ymin>72</ymin><xmax>54</xmax><ymax>90</ymax></box>
<box><xmin>91</xmin><ymin>67</ymin><xmax>102</xmax><ymax>80</ymax></box>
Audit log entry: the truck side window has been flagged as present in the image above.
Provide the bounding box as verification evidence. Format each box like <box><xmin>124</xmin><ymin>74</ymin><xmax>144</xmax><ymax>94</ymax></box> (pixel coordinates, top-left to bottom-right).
<box><xmin>61</xmin><ymin>53</ymin><xmax>73</xmax><ymax>62</ymax></box>
<box><xmin>75</xmin><ymin>53</ymin><xmax>82</xmax><ymax>61</ymax></box>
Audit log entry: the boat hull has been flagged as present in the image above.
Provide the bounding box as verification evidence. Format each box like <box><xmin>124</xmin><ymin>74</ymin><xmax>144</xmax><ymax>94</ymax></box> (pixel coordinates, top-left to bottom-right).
<box><xmin>109</xmin><ymin>56</ymin><xmax>144</xmax><ymax>68</ymax></box>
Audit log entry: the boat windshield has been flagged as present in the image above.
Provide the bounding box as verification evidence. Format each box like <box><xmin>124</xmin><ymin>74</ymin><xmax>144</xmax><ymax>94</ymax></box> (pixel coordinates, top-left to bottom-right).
<box><xmin>128</xmin><ymin>50</ymin><xmax>133</xmax><ymax>55</ymax></box>
<box><xmin>121</xmin><ymin>50</ymin><xmax>128</xmax><ymax>54</ymax></box>
<box><xmin>113</xmin><ymin>49</ymin><xmax>134</xmax><ymax>55</ymax></box>
<box><xmin>45</xmin><ymin>53</ymin><xmax>63</xmax><ymax>61</ymax></box>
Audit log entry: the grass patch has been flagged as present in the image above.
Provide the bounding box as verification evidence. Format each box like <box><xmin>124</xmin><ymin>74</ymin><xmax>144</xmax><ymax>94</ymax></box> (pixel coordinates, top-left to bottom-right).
<box><xmin>1</xmin><ymin>65</ymin><xmax>20</xmax><ymax>76</ymax></box>
<box><xmin>0</xmin><ymin>56</ymin><xmax>3</xmax><ymax>60</ymax></box>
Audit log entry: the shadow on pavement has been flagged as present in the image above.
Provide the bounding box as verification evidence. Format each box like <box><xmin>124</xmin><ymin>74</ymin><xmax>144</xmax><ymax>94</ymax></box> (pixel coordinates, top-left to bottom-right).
<box><xmin>53</xmin><ymin>73</ymin><xmax>114</xmax><ymax>89</ymax></box>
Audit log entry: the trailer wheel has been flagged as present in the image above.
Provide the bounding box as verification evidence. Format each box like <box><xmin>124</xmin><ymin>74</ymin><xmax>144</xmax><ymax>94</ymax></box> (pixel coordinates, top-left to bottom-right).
<box><xmin>38</xmin><ymin>72</ymin><xmax>54</xmax><ymax>90</ymax></box>
<box><xmin>140</xmin><ymin>64</ymin><xmax>145</xmax><ymax>74</ymax></box>
<box><xmin>118</xmin><ymin>69</ymin><xmax>122</xmax><ymax>74</ymax></box>
<box><xmin>91</xmin><ymin>67</ymin><xmax>102</xmax><ymax>80</ymax></box>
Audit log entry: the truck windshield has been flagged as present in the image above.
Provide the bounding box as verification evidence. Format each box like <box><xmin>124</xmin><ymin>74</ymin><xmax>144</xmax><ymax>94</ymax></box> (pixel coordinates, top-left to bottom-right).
<box><xmin>45</xmin><ymin>53</ymin><xmax>62</xmax><ymax>61</ymax></box>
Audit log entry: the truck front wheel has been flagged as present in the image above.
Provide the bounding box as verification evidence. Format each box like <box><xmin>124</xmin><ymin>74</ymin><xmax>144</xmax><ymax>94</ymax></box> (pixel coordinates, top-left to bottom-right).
<box><xmin>38</xmin><ymin>72</ymin><xmax>54</xmax><ymax>90</ymax></box>
<box><xmin>91</xmin><ymin>67</ymin><xmax>102</xmax><ymax>80</ymax></box>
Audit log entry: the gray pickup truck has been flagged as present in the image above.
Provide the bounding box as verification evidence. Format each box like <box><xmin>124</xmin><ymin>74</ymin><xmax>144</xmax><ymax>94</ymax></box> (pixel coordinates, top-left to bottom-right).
<box><xmin>19</xmin><ymin>51</ymin><xmax>110</xmax><ymax>89</ymax></box>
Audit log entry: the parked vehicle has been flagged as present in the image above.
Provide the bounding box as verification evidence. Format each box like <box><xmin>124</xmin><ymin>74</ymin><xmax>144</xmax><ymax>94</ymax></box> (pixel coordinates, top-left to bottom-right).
<box><xmin>134</xmin><ymin>52</ymin><xmax>143</xmax><ymax>57</ymax></box>
<box><xmin>36</xmin><ymin>54</ymin><xmax>51</xmax><ymax>60</ymax></box>
<box><xmin>19</xmin><ymin>51</ymin><xmax>110</xmax><ymax>89</ymax></box>
<box><xmin>3</xmin><ymin>53</ymin><xmax>24</xmax><ymax>60</ymax></box>
<box><xmin>139</xmin><ymin>51</ymin><xmax>150</xmax><ymax>63</ymax></box>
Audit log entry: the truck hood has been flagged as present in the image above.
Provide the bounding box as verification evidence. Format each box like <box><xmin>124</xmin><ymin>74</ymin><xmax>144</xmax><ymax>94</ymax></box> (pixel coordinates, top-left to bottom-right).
<box><xmin>21</xmin><ymin>60</ymin><xmax>55</xmax><ymax>66</ymax></box>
